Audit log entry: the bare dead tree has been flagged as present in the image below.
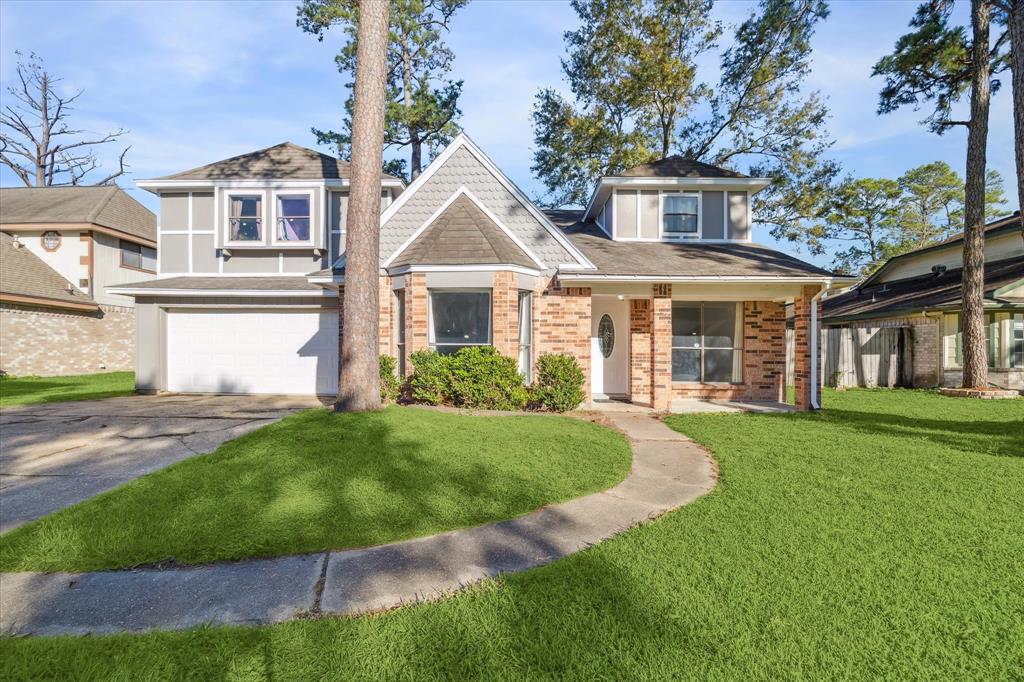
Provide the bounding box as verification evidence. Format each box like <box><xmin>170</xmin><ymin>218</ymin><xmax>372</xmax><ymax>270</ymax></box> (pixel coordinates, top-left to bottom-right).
<box><xmin>336</xmin><ymin>0</ymin><xmax>390</xmax><ymax>412</ymax></box>
<box><xmin>0</xmin><ymin>52</ymin><xmax>129</xmax><ymax>186</ymax></box>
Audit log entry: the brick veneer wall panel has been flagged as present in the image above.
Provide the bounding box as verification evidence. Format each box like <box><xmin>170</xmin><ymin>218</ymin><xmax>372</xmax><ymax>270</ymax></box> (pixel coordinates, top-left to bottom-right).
<box><xmin>535</xmin><ymin>278</ymin><xmax>591</xmax><ymax>390</ymax></box>
<box><xmin>0</xmin><ymin>303</ymin><xmax>135</xmax><ymax>376</ymax></box>
<box><xmin>491</xmin><ymin>271</ymin><xmax>519</xmax><ymax>360</ymax></box>
<box><xmin>651</xmin><ymin>284</ymin><xmax>673</xmax><ymax>410</ymax></box>
<box><xmin>629</xmin><ymin>298</ymin><xmax>652</xmax><ymax>405</ymax></box>
<box><xmin>378</xmin><ymin>276</ymin><xmax>394</xmax><ymax>358</ymax></box>
<box><xmin>791</xmin><ymin>285</ymin><xmax>819</xmax><ymax>411</ymax></box>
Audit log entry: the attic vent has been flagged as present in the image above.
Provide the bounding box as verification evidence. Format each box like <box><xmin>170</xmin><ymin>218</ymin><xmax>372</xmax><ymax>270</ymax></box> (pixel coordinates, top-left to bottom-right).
<box><xmin>931</xmin><ymin>264</ymin><xmax>947</xmax><ymax>276</ymax></box>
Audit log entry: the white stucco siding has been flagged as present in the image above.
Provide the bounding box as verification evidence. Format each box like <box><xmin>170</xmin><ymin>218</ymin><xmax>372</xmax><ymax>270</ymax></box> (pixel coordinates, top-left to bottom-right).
<box><xmin>16</xmin><ymin>230</ymin><xmax>88</xmax><ymax>292</ymax></box>
<box><xmin>379</xmin><ymin>146</ymin><xmax>577</xmax><ymax>268</ymax></box>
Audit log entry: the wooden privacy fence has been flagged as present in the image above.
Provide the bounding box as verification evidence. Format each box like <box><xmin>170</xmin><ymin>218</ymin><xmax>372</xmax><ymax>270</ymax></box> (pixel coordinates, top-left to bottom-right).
<box><xmin>786</xmin><ymin>326</ymin><xmax>912</xmax><ymax>388</ymax></box>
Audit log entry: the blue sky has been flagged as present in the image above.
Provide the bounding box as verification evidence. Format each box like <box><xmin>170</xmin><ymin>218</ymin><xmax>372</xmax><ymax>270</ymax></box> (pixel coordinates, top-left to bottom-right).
<box><xmin>0</xmin><ymin>0</ymin><xmax>1016</xmax><ymax>267</ymax></box>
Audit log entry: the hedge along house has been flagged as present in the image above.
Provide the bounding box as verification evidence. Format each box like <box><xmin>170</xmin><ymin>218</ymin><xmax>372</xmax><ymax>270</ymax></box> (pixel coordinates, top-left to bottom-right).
<box><xmin>113</xmin><ymin>135</ymin><xmax>844</xmax><ymax>410</ymax></box>
<box><xmin>308</xmin><ymin>135</ymin><xmax>846</xmax><ymax>411</ymax></box>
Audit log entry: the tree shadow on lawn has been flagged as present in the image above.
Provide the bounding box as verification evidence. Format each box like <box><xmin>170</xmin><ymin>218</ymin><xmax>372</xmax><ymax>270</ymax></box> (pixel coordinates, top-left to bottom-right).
<box><xmin>0</xmin><ymin>409</ymin><xmax>623</xmax><ymax>571</ymax></box>
<box><xmin>804</xmin><ymin>407</ymin><xmax>1024</xmax><ymax>458</ymax></box>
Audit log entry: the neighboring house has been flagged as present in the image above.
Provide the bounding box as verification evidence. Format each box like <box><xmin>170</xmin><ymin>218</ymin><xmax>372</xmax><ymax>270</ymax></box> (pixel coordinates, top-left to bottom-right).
<box><xmin>0</xmin><ymin>186</ymin><xmax>157</xmax><ymax>376</ymax></box>
<box><xmin>822</xmin><ymin>213</ymin><xmax>1024</xmax><ymax>390</ymax></box>
<box><xmin>113</xmin><ymin>135</ymin><xmax>846</xmax><ymax>410</ymax></box>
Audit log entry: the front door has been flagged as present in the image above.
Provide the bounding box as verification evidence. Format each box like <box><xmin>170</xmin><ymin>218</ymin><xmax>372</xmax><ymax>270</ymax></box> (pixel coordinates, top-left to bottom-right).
<box><xmin>591</xmin><ymin>297</ymin><xmax>629</xmax><ymax>398</ymax></box>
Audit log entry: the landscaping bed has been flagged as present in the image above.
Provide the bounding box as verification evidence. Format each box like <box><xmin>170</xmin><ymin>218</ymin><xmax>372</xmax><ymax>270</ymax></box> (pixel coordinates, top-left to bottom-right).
<box><xmin>0</xmin><ymin>406</ymin><xmax>631</xmax><ymax>572</ymax></box>
<box><xmin>2</xmin><ymin>389</ymin><xmax>1022</xmax><ymax>679</ymax></box>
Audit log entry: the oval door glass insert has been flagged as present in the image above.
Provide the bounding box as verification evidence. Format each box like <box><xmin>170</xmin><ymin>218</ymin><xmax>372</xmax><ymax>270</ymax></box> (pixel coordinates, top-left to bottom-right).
<box><xmin>598</xmin><ymin>314</ymin><xmax>614</xmax><ymax>358</ymax></box>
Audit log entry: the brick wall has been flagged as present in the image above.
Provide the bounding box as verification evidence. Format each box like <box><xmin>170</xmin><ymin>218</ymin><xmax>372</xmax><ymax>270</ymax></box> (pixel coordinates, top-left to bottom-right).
<box><xmin>792</xmin><ymin>284</ymin><xmax>819</xmax><ymax>411</ymax></box>
<box><xmin>491</xmin><ymin>271</ymin><xmax>519</xmax><ymax>359</ymax></box>
<box><xmin>535</xmin><ymin>278</ymin><xmax>591</xmax><ymax>389</ymax></box>
<box><xmin>629</xmin><ymin>299</ymin><xmax>652</xmax><ymax>405</ymax></box>
<box><xmin>0</xmin><ymin>302</ymin><xmax>135</xmax><ymax>376</ymax></box>
<box><xmin>651</xmin><ymin>284</ymin><xmax>673</xmax><ymax>410</ymax></box>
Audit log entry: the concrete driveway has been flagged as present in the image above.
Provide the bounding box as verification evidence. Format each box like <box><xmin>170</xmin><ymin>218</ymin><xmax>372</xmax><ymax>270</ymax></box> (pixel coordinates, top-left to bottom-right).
<box><xmin>0</xmin><ymin>394</ymin><xmax>325</xmax><ymax>533</ymax></box>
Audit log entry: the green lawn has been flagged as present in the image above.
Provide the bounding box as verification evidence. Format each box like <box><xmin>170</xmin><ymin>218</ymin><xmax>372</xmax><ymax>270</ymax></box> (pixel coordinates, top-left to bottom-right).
<box><xmin>2</xmin><ymin>390</ymin><xmax>1022</xmax><ymax>680</ymax></box>
<box><xmin>0</xmin><ymin>371</ymin><xmax>134</xmax><ymax>407</ymax></box>
<box><xmin>0</xmin><ymin>407</ymin><xmax>631</xmax><ymax>572</ymax></box>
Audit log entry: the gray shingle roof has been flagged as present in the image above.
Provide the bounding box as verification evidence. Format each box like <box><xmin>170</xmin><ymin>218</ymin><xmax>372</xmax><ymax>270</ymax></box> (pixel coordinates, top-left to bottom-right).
<box><xmin>390</xmin><ymin>194</ymin><xmax>538</xmax><ymax>269</ymax></box>
<box><xmin>112</xmin><ymin>276</ymin><xmax>326</xmax><ymax>292</ymax></box>
<box><xmin>157</xmin><ymin>142</ymin><xmax>401</xmax><ymax>182</ymax></box>
<box><xmin>823</xmin><ymin>255</ymin><xmax>1024</xmax><ymax>321</ymax></box>
<box><xmin>546</xmin><ymin>210</ymin><xmax>835</xmax><ymax>279</ymax></box>
<box><xmin>0</xmin><ymin>185</ymin><xmax>156</xmax><ymax>242</ymax></box>
<box><xmin>0</xmin><ymin>232</ymin><xmax>97</xmax><ymax>308</ymax></box>
<box><xmin>618</xmin><ymin>156</ymin><xmax>747</xmax><ymax>179</ymax></box>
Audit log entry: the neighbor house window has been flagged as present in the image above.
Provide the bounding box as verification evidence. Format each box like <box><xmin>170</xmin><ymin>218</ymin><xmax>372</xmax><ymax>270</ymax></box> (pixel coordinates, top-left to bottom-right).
<box><xmin>120</xmin><ymin>240</ymin><xmax>157</xmax><ymax>272</ymax></box>
<box><xmin>946</xmin><ymin>311</ymin><xmax>1022</xmax><ymax>369</ymax></box>
<box><xmin>395</xmin><ymin>289</ymin><xmax>406</xmax><ymax>377</ymax></box>
<box><xmin>41</xmin><ymin>230</ymin><xmax>61</xmax><ymax>251</ymax></box>
<box><xmin>663</xmin><ymin>194</ymin><xmax>699</xmax><ymax>236</ymax></box>
<box><xmin>429</xmin><ymin>290</ymin><xmax>491</xmax><ymax>355</ymax></box>
<box><xmin>518</xmin><ymin>291</ymin><xmax>532</xmax><ymax>383</ymax></box>
<box><xmin>229</xmin><ymin>195</ymin><xmax>262</xmax><ymax>241</ymax></box>
<box><xmin>671</xmin><ymin>302</ymin><xmax>743</xmax><ymax>382</ymax></box>
<box><xmin>276</xmin><ymin>194</ymin><xmax>311</xmax><ymax>242</ymax></box>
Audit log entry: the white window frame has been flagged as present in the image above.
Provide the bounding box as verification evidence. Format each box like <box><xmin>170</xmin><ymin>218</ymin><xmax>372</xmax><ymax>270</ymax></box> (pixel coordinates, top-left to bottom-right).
<box><xmin>223</xmin><ymin>189</ymin><xmax>268</xmax><ymax>247</ymax></box>
<box><xmin>518</xmin><ymin>290</ymin><xmax>533</xmax><ymax>384</ymax></box>
<box><xmin>660</xmin><ymin>191</ymin><xmax>701</xmax><ymax>240</ymax></box>
<box><xmin>271</xmin><ymin>189</ymin><xmax>315</xmax><ymax>247</ymax></box>
<box><xmin>427</xmin><ymin>288</ymin><xmax>493</xmax><ymax>353</ymax></box>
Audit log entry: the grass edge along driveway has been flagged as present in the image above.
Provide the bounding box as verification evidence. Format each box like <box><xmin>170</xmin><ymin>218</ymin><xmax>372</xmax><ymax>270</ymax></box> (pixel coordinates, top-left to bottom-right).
<box><xmin>0</xmin><ymin>371</ymin><xmax>135</xmax><ymax>408</ymax></box>
<box><xmin>1</xmin><ymin>389</ymin><xmax>1021</xmax><ymax>680</ymax></box>
<box><xmin>0</xmin><ymin>406</ymin><xmax>632</xmax><ymax>571</ymax></box>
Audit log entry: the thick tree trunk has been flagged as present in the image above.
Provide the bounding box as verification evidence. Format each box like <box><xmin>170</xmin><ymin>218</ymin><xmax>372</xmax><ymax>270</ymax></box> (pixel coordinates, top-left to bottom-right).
<box><xmin>336</xmin><ymin>0</ymin><xmax>390</xmax><ymax>412</ymax></box>
<box><xmin>1008</xmin><ymin>0</ymin><xmax>1024</xmax><ymax>216</ymax></box>
<box><xmin>961</xmin><ymin>0</ymin><xmax>992</xmax><ymax>388</ymax></box>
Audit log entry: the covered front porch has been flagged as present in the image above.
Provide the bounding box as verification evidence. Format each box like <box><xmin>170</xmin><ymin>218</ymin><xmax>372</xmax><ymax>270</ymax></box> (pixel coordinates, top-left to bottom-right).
<box><xmin>568</xmin><ymin>279</ymin><xmax>827</xmax><ymax>412</ymax></box>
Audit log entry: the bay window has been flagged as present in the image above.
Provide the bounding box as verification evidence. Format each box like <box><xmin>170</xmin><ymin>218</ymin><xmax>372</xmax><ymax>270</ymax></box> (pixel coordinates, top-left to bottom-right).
<box><xmin>228</xmin><ymin>195</ymin><xmax>262</xmax><ymax>242</ymax></box>
<box><xmin>429</xmin><ymin>290</ymin><xmax>491</xmax><ymax>355</ymax></box>
<box><xmin>663</xmin><ymin>193</ymin><xmax>699</xmax><ymax>236</ymax></box>
<box><xmin>672</xmin><ymin>302</ymin><xmax>743</xmax><ymax>383</ymax></box>
<box><xmin>276</xmin><ymin>194</ymin><xmax>311</xmax><ymax>242</ymax></box>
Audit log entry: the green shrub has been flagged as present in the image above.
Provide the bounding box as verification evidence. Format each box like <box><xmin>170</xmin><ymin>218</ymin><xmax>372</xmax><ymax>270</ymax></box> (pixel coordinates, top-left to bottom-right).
<box><xmin>531</xmin><ymin>353</ymin><xmax>586</xmax><ymax>412</ymax></box>
<box><xmin>379</xmin><ymin>355</ymin><xmax>400</xmax><ymax>404</ymax></box>
<box><xmin>408</xmin><ymin>350</ymin><xmax>451</xmax><ymax>405</ymax></box>
<box><xmin>447</xmin><ymin>346</ymin><xmax>528</xmax><ymax>411</ymax></box>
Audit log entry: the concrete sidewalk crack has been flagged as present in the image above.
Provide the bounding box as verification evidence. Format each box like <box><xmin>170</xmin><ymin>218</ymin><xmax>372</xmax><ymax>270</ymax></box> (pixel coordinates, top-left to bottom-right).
<box><xmin>311</xmin><ymin>552</ymin><xmax>331</xmax><ymax>614</ymax></box>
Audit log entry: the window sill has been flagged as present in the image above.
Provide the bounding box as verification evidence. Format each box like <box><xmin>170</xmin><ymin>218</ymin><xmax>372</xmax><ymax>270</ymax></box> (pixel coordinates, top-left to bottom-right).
<box><xmin>672</xmin><ymin>381</ymin><xmax>745</xmax><ymax>387</ymax></box>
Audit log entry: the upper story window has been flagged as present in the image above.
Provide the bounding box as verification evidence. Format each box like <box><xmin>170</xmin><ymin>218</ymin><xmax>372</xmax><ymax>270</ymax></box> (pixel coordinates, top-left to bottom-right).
<box><xmin>228</xmin><ymin>195</ymin><xmax>262</xmax><ymax>242</ymax></box>
<box><xmin>120</xmin><ymin>240</ymin><xmax>157</xmax><ymax>273</ymax></box>
<box><xmin>276</xmin><ymin>194</ymin><xmax>311</xmax><ymax>242</ymax></box>
<box><xmin>663</xmin><ymin>194</ymin><xmax>699</xmax><ymax>236</ymax></box>
<box><xmin>41</xmin><ymin>230</ymin><xmax>62</xmax><ymax>251</ymax></box>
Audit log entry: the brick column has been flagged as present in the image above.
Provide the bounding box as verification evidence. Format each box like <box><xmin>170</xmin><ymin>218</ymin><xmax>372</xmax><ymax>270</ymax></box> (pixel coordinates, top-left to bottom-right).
<box><xmin>792</xmin><ymin>284</ymin><xmax>820</xmax><ymax>411</ymax></box>
<box><xmin>491</xmin><ymin>271</ymin><xmax>519</xmax><ymax>359</ymax></box>
<box><xmin>651</xmin><ymin>284</ymin><xmax>672</xmax><ymax>410</ymax></box>
<box><xmin>378</xmin><ymin>276</ymin><xmax>394</xmax><ymax>358</ymax></box>
<box><xmin>743</xmin><ymin>301</ymin><xmax>786</xmax><ymax>402</ymax></box>
<box><xmin>629</xmin><ymin>298</ymin><xmax>653</xmax><ymax>406</ymax></box>
<box><xmin>406</xmin><ymin>273</ymin><xmax>428</xmax><ymax>369</ymax></box>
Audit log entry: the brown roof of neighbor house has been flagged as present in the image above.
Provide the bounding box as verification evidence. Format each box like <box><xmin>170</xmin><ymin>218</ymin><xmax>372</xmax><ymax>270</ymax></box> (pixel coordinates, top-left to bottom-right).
<box><xmin>157</xmin><ymin>142</ymin><xmax>402</xmax><ymax>182</ymax></box>
<box><xmin>110</xmin><ymin>276</ymin><xmax>327</xmax><ymax>293</ymax></box>
<box><xmin>0</xmin><ymin>185</ymin><xmax>156</xmax><ymax>242</ymax></box>
<box><xmin>822</xmin><ymin>255</ymin><xmax>1024</xmax><ymax>321</ymax></box>
<box><xmin>617</xmin><ymin>155</ymin><xmax>747</xmax><ymax>179</ymax></box>
<box><xmin>0</xmin><ymin>231</ymin><xmax>98</xmax><ymax>309</ymax></box>
<box><xmin>390</xmin><ymin>194</ymin><xmax>539</xmax><ymax>269</ymax></box>
<box><xmin>861</xmin><ymin>212</ymin><xmax>1023</xmax><ymax>287</ymax></box>
<box><xmin>546</xmin><ymin>210</ymin><xmax>836</xmax><ymax>279</ymax></box>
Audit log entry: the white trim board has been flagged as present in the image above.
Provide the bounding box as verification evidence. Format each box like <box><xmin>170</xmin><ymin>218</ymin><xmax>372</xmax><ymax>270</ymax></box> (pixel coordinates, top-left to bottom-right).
<box><xmin>378</xmin><ymin>133</ymin><xmax>596</xmax><ymax>271</ymax></box>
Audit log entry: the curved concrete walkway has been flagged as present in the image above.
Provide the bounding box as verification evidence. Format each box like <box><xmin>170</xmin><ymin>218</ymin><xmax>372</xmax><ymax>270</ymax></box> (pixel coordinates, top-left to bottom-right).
<box><xmin>0</xmin><ymin>413</ymin><xmax>716</xmax><ymax>637</ymax></box>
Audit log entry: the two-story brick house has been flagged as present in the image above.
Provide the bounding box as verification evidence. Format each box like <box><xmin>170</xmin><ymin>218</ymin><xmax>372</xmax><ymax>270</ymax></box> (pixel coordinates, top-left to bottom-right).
<box><xmin>114</xmin><ymin>135</ymin><xmax>845</xmax><ymax>410</ymax></box>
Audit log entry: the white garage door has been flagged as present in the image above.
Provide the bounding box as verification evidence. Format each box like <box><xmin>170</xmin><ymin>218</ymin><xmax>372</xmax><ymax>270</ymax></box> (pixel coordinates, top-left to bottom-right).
<box><xmin>166</xmin><ymin>309</ymin><xmax>338</xmax><ymax>395</ymax></box>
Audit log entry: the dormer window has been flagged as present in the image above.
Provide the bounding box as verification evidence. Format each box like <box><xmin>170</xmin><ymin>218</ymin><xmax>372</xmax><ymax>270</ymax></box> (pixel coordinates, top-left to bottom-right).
<box><xmin>228</xmin><ymin>195</ymin><xmax>262</xmax><ymax>241</ymax></box>
<box><xmin>276</xmin><ymin>194</ymin><xmax>311</xmax><ymax>242</ymax></box>
<box><xmin>662</xmin><ymin>193</ymin><xmax>699</xmax><ymax>236</ymax></box>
